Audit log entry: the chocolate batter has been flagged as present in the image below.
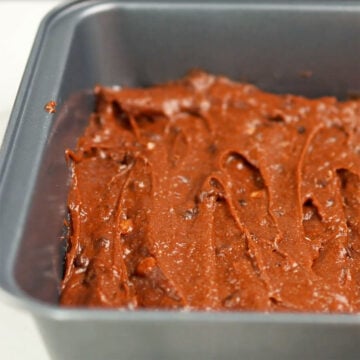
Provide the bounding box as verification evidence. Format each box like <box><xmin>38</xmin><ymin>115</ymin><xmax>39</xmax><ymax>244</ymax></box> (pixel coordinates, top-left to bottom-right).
<box><xmin>61</xmin><ymin>71</ymin><xmax>360</xmax><ymax>312</ymax></box>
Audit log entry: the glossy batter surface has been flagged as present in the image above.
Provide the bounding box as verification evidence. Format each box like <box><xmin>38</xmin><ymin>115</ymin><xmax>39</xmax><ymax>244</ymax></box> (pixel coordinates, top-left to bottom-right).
<box><xmin>61</xmin><ymin>71</ymin><xmax>360</xmax><ymax>312</ymax></box>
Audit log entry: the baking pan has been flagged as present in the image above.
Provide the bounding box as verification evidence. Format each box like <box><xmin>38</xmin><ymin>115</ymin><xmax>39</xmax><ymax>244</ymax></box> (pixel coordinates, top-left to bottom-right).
<box><xmin>1</xmin><ymin>1</ymin><xmax>360</xmax><ymax>359</ymax></box>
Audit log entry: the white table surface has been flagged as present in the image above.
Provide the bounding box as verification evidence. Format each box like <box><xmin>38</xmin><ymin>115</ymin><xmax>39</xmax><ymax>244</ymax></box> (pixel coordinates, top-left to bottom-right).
<box><xmin>0</xmin><ymin>2</ymin><xmax>62</xmax><ymax>359</ymax></box>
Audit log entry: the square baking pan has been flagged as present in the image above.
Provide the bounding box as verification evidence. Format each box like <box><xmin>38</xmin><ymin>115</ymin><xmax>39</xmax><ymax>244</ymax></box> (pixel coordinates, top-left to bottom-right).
<box><xmin>1</xmin><ymin>1</ymin><xmax>360</xmax><ymax>359</ymax></box>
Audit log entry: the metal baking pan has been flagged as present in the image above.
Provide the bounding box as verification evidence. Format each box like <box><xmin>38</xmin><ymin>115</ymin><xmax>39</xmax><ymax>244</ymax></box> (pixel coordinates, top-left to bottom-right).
<box><xmin>1</xmin><ymin>1</ymin><xmax>360</xmax><ymax>359</ymax></box>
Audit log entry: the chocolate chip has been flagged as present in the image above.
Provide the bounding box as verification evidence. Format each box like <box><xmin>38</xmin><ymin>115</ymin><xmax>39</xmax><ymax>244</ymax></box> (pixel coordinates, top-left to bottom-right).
<box><xmin>238</xmin><ymin>199</ymin><xmax>247</xmax><ymax>207</ymax></box>
<box><xmin>297</xmin><ymin>126</ymin><xmax>306</xmax><ymax>134</ymax></box>
<box><xmin>123</xmin><ymin>152</ymin><xmax>135</xmax><ymax>166</ymax></box>
<box><xmin>254</xmin><ymin>175</ymin><xmax>265</xmax><ymax>189</ymax></box>
<box><xmin>210</xmin><ymin>178</ymin><xmax>221</xmax><ymax>188</ymax></box>
<box><xmin>74</xmin><ymin>255</ymin><xmax>89</xmax><ymax>269</ymax></box>
<box><xmin>267</xmin><ymin>111</ymin><xmax>285</xmax><ymax>123</ymax></box>
<box><xmin>269</xmin><ymin>296</ymin><xmax>280</xmax><ymax>305</ymax></box>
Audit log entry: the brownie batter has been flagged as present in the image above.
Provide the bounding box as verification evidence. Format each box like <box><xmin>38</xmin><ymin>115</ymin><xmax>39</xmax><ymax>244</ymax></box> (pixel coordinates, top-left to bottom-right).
<box><xmin>61</xmin><ymin>71</ymin><xmax>360</xmax><ymax>312</ymax></box>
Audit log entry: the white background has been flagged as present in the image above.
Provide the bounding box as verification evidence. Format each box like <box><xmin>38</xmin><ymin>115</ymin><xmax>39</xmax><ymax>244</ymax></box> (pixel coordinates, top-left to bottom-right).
<box><xmin>0</xmin><ymin>2</ymin><xmax>62</xmax><ymax>359</ymax></box>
